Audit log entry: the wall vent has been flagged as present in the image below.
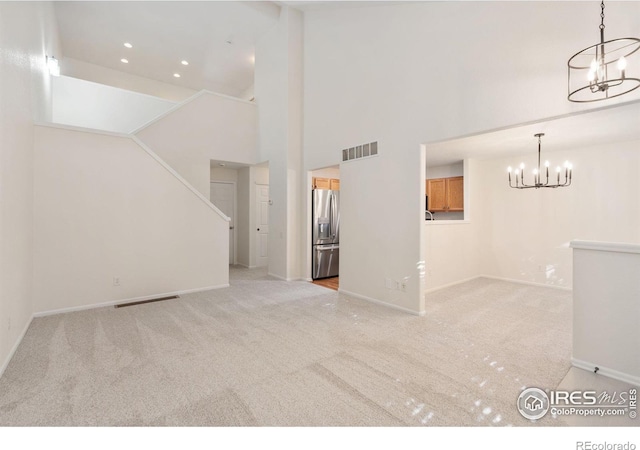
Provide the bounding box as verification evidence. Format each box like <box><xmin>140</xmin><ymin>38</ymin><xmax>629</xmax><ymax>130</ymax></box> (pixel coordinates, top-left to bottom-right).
<box><xmin>341</xmin><ymin>141</ymin><xmax>378</xmax><ymax>163</ymax></box>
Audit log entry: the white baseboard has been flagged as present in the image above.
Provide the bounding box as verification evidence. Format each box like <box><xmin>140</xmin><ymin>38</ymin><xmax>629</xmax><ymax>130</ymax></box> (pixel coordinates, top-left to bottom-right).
<box><xmin>424</xmin><ymin>276</ymin><xmax>482</xmax><ymax>295</ymax></box>
<box><xmin>267</xmin><ymin>272</ymin><xmax>303</xmax><ymax>282</ymax></box>
<box><xmin>338</xmin><ymin>288</ymin><xmax>425</xmax><ymax>316</ymax></box>
<box><xmin>572</xmin><ymin>357</ymin><xmax>640</xmax><ymax>387</ymax></box>
<box><xmin>0</xmin><ymin>315</ymin><xmax>34</xmax><ymax>379</ymax></box>
<box><xmin>480</xmin><ymin>275</ymin><xmax>572</xmax><ymax>291</ymax></box>
<box><xmin>234</xmin><ymin>263</ymin><xmax>258</xmax><ymax>269</ymax></box>
<box><xmin>33</xmin><ymin>284</ymin><xmax>230</xmax><ymax>318</ymax></box>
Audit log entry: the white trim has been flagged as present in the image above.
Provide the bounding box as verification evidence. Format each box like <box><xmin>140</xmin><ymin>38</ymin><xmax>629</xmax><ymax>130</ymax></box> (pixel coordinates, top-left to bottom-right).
<box><xmin>34</xmin><ymin>122</ymin><xmax>229</xmax><ymax>222</ymax></box>
<box><xmin>425</xmin><ymin>220</ymin><xmax>470</xmax><ymax>226</ymax></box>
<box><xmin>267</xmin><ymin>272</ymin><xmax>302</xmax><ymax>282</ymax></box>
<box><xmin>132</xmin><ymin>136</ymin><xmax>229</xmax><ymax>221</ymax></box>
<box><xmin>424</xmin><ymin>276</ymin><xmax>482</xmax><ymax>294</ymax></box>
<box><xmin>34</xmin><ymin>121</ymin><xmax>131</xmax><ymax>139</ymax></box>
<box><xmin>570</xmin><ymin>240</ymin><xmax>640</xmax><ymax>255</ymax></box>
<box><xmin>131</xmin><ymin>89</ymin><xmax>256</xmax><ymax>135</ymax></box>
<box><xmin>339</xmin><ymin>288</ymin><xmax>424</xmax><ymax>316</ymax></box>
<box><xmin>234</xmin><ymin>263</ymin><xmax>258</xmax><ymax>269</ymax></box>
<box><xmin>479</xmin><ymin>275</ymin><xmax>572</xmax><ymax>291</ymax></box>
<box><xmin>33</xmin><ymin>284</ymin><xmax>230</xmax><ymax>318</ymax></box>
<box><xmin>423</xmin><ymin>275</ymin><xmax>571</xmax><ymax>296</ymax></box>
<box><xmin>571</xmin><ymin>358</ymin><xmax>640</xmax><ymax>387</ymax></box>
<box><xmin>0</xmin><ymin>316</ymin><xmax>33</xmax><ymax>379</ymax></box>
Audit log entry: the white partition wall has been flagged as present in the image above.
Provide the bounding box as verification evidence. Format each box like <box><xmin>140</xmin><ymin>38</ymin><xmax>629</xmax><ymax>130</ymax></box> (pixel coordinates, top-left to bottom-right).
<box><xmin>570</xmin><ymin>240</ymin><xmax>640</xmax><ymax>386</ymax></box>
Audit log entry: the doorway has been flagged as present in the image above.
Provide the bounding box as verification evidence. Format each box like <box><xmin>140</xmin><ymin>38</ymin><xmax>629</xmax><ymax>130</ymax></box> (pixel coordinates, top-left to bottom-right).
<box><xmin>210</xmin><ymin>181</ymin><xmax>236</xmax><ymax>265</ymax></box>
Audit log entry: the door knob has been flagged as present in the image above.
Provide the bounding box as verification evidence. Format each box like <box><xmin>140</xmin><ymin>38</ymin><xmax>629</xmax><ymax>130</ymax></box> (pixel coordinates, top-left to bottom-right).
<box><xmin>257</xmin><ymin>228</ymin><xmax>260</xmax><ymax>231</ymax></box>
<box><xmin>230</xmin><ymin>226</ymin><xmax>234</xmax><ymax>230</ymax></box>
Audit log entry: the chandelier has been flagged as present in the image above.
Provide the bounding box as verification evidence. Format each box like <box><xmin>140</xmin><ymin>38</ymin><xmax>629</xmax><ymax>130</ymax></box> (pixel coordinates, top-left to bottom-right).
<box><xmin>568</xmin><ymin>1</ymin><xmax>640</xmax><ymax>102</ymax></box>
<box><xmin>508</xmin><ymin>134</ymin><xmax>572</xmax><ymax>189</ymax></box>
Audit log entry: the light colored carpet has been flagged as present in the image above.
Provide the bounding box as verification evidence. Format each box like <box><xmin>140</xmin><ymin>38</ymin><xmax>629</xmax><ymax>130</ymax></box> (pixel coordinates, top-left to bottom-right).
<box><xmin>0</xmin><ymin>268</ymin><xmax>573</xmax><ymax>426</ymax></box>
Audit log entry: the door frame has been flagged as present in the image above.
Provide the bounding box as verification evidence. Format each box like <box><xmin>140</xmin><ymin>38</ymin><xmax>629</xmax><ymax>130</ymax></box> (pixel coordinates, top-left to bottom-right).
<box><xmin>210</xmin><ymin>180</ymin><xmax>237</xmax><ymax>265</ymax></box>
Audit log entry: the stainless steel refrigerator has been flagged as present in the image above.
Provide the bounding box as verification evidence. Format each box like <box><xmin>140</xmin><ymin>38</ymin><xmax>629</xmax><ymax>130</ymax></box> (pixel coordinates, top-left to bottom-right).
<box><xmin>312</xmin><ymin>189</ymin><xmax>340</xmax><ymax>279</ymax></box>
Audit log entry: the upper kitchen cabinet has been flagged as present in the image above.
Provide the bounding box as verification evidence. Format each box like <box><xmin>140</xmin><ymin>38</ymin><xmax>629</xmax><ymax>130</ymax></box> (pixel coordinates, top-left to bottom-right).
<box><xmin>312</xmin><ymin>177</ymin><xmax>340</xmax><ymax>190</ymax></box>
<box><xmin>312</xmin><ymin>177</ymin><xmax>331</xmax><ymax>189</ymax></box>
<box><xmin>426</xmin><ymin>176</ymin><xmax>463</xmax><ymax>212</ymax></box>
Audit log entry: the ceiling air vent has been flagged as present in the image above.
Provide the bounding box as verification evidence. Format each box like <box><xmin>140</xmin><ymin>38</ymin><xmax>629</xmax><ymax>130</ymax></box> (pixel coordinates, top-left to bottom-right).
<box><xmin>342</xmin><ymin>141</ymin><xmax>378</xmax><ymax>163</ymax></box>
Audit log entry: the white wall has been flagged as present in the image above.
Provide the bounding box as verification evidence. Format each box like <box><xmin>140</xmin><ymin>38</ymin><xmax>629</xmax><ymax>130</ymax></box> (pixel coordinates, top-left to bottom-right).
<box><xmin>426</xmin><ymin>161</ymin><xmax>463</xmax><ymax>180</ymax></box>
<box><xmin>477</xmin><ymin>139</ymin><xmax>640</xmax><ymax>289</ymax></box>
<box><xmin>303</xmin><ymin>1</ymin><xmax>640</xmax><ymax>313</ymax></box>
<box><xmin>52</xmin><ymin>75</ymin><xmax>176</xmax><ymax>134</ymax></box>
<box><xmin>62</xmin><ymin>57</ymin><xmax>196</xmax><ymax>103</ymax></box>
<box><xmin>210</xmin><ymin>167</ymin><xmax>239</xmax><ymax>183</ymax></box>
<box><xmin>255</xmin><ymin>6</ymin><xmax>303</xmax><ymax>280</ymax></box>
<box><xmin>136</xmin><ymin>91</ymin><xmax>258</xmax><ymax>198</ymax></box>
<box><xmin>33</xmin><ymin>125</ymin><xmax>229</xmax><ymax>313</ymax></box>
<box><xmin>571</xmin><ymin>241</ymin><xmax>640</xmax><ymax>386</ymax></box>
<box><xmin>311</xmin><ymin>166</ymin><xmax>340</xmax><ymax>180</ymax></box>
<box><xmin>0</xmin><ymin>2</ymin><xmax>60</xmax><ymax>376</ymax></box>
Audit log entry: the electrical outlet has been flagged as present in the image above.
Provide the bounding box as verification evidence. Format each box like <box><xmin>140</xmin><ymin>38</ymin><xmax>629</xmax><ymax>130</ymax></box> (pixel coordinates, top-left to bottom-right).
<box><xmin>385</xmin><ymin>278</ymin><xmax>395</xmax><ymax>290</ymax></box>
<box><xmin>113</xmin><ymin>276</ymin><xmax>121</xmax><ymax>286</ymax></box>
<box><xmin>400</xmin><ymin>277</ymin><xmax>410</xmax><ymax>292</ymax></box>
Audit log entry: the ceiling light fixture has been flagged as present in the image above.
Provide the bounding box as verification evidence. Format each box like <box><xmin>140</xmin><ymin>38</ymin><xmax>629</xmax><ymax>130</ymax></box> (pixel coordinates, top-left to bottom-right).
<box><xmin>568</xmin><ymin>1</ymin><xmax>640</xmax><ymax>102</ymax></box>
<box><xmin>124</xmin><ymin>42</ymin><xmax>133</xmax><ymax>49</ymax></box>
<box><xmin>121</xmin><ymin>58</ymin><xmax>129</xmax><ymax>64</ymax></box>
<box><xmin>507</xmin><ymin>134</ymin><xmax>572</xmax><ymax>189</ymax></box>
<box><xmin>181</xmin><ymin>60</ymin><xmax>189</xmax><ymax>66</ymax></box>
<box><xmin>46</xmin><ymin>56</ymin><xmax>60</xmax><ymax>76</ymax></box>
<box><xmin>173</xmin><ymin>73</ymin><xmax>181</xmax><ymax>78</ymax></box>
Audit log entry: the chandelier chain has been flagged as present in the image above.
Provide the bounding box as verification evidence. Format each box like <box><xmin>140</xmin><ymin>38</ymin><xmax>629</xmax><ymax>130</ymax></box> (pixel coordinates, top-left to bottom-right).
<box><xmin>600</xmin><ymin>0</ymin><xmax>605</xmax><ymax>31</ymax></box>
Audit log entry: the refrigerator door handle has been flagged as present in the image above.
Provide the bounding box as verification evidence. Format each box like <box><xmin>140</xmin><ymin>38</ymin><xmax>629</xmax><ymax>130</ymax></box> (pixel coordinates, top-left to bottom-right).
<box><xmin>329</xmin><ymin>194</ymin><xmax>335</xmax><ymax>238</ymax></box>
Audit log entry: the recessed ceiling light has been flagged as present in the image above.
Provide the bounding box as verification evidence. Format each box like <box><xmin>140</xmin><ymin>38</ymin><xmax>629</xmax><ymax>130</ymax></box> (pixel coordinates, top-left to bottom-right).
<box><xmin>121</xmin><ymin>58</ymin><xmax>129</xmax><ymax>64</ymax></box>
<box><xmin>173</xmin><ymin>73</ymin><xmax>181</xmax><ymax>78</ymax></box>
<box><xmin>181</xmin><ymin>60</ymin><xmax>189</xmax><ymax>66</ymax></box>
<box><xmin>218</xmin><ymin>163</ymin><xmax>226</xmax><ymax>167</ymax></box>
<box><xmin>124</xmin><ymin>42</ymin><xmax>132</xmax><ymax>49</ymax></box>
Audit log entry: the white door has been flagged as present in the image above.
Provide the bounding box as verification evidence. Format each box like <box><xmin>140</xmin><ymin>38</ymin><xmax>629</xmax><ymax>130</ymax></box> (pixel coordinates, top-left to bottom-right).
<box><xmin>255</xmin><ymin>184</ymin><xmax>269</xmax><ymax>267</ymax></box>
<box><xmin>210</xmin><ymin>182</ymin><xmax>235</xmax><ymax>264</ymax></box>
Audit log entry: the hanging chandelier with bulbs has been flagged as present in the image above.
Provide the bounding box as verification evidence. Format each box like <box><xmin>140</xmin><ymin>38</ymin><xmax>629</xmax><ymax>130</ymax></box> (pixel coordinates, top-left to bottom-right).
<box><xmin>568</xmin><ymin>1</ymin><xmax>640</xmax><ymax>102</ymax></box>
<box><xmin>508</xmin><ymin>134</ymin><xmax>572</xmax><ymax>189</ymax></box>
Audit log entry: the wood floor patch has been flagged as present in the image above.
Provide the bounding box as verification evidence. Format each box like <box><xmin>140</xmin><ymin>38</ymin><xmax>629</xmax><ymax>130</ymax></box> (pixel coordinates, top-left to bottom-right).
<box><xmin>312</xmin><ymin>277</ymin><xmax>339</xmax><ymax>291</ymax></box>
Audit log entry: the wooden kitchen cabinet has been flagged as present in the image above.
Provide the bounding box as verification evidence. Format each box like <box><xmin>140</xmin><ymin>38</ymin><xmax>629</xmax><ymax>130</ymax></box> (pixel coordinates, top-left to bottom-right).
<box><xmin>426</xmin><ymin>176</ymin><xmax>463</xmax><ymax>212</ymax></box>
<box><xmin>312</xmin><ymin>177</ymin><xmax>331</xmax><ymax>189</ymax></box>
<box><xmin>312</xmin><ymin>177</ymin><xmax>340</xmax><ymax>191</ymax></box>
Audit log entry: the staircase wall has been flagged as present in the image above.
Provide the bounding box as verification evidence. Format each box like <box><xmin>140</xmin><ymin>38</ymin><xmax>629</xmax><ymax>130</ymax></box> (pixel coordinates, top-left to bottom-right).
<box><xmin>33</xmin><ymin>124</ymin><xmax>230</xmax><ymax>314</ymax></box>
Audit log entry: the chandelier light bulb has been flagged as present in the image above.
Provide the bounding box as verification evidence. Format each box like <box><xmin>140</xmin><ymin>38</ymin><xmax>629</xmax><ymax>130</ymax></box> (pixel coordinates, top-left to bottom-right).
<box><xmin>533</xmin><ymin>168</ymin><xmax>538</xmax><ymax>175</ymax></box>
<box><xmin>556</xmin><ymin>166</ymin><xmax>561</xmax><ymax>173</ymax></box>
<box><xmin>564</xmin><ymin>161</ymin><xmax>570</xmax><ymax>168</ymax></box>
<box><xmin>590</xmin><ymin>59</ymin><xmax>598</xmax><ymax>72</ymax></box>
<box><xmin>507</xmin><ymin>167</ymin><xmax>512</xmax><ymax>173</ymax></box>
<box><xmin>617</xmin><ymin>56</ymin><xmax>627</xmax><ymax>71</ymax></box>
<box><xmin>520</xmin><ymin>163</ymin><xmax>525</xmax><ymax>170</ymax></box>
<box><xmin>544</xmin><ymin>160</ymin><xmax>550</xmax><ymax>167</ymax></box>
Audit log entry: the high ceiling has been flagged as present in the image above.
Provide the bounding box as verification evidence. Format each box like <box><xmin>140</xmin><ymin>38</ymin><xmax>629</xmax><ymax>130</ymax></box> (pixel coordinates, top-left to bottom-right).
<box><xmin>426</xmin><ymin>100</ymin><xmax>640</xmax><ymax>167</ymax></box>
<box><xmin>54</xmin><ymin>1</ymin><xmax>281</xmax><ymax>97</ymax></box>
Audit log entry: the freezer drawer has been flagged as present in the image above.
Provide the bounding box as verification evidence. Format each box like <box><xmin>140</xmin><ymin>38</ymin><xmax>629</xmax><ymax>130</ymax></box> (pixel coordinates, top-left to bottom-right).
<box><xmin>312</xmin><ymin>244</ymin><xmax>339</xmax><ymax>279</ymax></box>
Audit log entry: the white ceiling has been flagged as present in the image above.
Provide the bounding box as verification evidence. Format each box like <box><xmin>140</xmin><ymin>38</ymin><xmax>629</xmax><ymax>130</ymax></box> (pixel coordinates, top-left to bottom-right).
<box><xmin>426</xmin><ymin>100</ymin><xmax>640</xmax><ymax>167</ymax></box>
<box><xmin>54</xmin><ymin>1</ymin><xmax>281</xmax><ymax>97</ymax></box>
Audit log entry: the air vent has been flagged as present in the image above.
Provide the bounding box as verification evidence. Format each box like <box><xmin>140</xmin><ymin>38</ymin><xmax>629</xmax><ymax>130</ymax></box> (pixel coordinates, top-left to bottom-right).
<box><xmin>342</xmin><ymin>141</ymin><xmax>378</xmax><ymax>163</ymax></box>
<box><xmin>114</xmin><ymin>295</ymin><xmax>179</xmax><ymax>308</ymax></box>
